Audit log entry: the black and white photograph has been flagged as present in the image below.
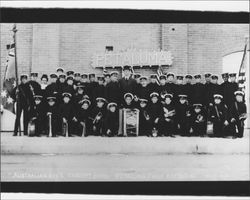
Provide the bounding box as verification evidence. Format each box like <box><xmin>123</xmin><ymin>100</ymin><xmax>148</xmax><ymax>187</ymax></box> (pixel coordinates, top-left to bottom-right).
<box><xmin>0</xmin><ymin>1</ymin><xmax>249</xmax><ymax>199</ymax></box>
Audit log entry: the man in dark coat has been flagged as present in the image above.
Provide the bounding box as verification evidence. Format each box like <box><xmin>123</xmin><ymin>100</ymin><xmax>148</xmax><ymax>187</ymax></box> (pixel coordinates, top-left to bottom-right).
<box><xmin>57</xmin><ymin>74</ymin><xmax>67</xmax><ymax>98</ymax></box>
<box><xmin>93</xmin><ymin>76</ymin><xmax>106</xmax><ymax>100</ymax></box>
<box><xmin>220</xmin><ymin>73</ymin><xmax>231</xmax><ymax>108</ymax></box>
<box><xmin>174</xmin><ymin>75</ymin><xmax>185</xmax><ymax>103</ymax></box>
<box><xmin>45</xmin><ymin>73</ymin><xmax>59</xmax><ymax>98</ymax></box>
<box><xmin>138</xmin><ymin>99</ymin><xmax>152</xmax><ymax>136</ymax></box>
<box><xmin>87</xmin><ymin>73</ymin><xmax>99</xmax><ymax>102</ymax></box>
<box><xmin>166</xmin><ymin>72</ymin><xmax>176</xmax><ymax>96</ymax></box>
<box><xmin>105</xmin><ymin>71</ymin><xmax>121</xmax><ymax>106</ymax></box>
<box><xmin>207</xmin><ymin>75</ymin><xmax>222</xmax><ymax>106</ymax></box>
<box><xmin>28</xmin><ymin>72</ymin><xmax>41</xmax><ymax>96</ymax></box>
<box><xmin>11</xmin><ymin>74</ymin><xmax>33</xmax><ymax>136</ymax></box>
<box><xmin>204</xmin><ymin>73</ymin><xmax>212</xmax><ymax>107</ymax></box>
<box><xmin>191</xmin><ymin>104</ymin><xmax>207</xmax><ymax>137</ymax></box>
<box><xmin>158</xmin><ymin>75</ymin><xmax>167</xmax><ymax>102</ymax></box>
<box><xmin>225</xmin><ymin>73</ymin><xmax>239</xmax><ymax>108</ymax></box>
<box><xmin>192</xmin><ymin>74</ymin><xmax>205</xmax><ymax>105</ymax></box>
<box><xmin>147</xmin><ymin>74</ymin><xmax>160</xmax><ymax>95</ymax></box>
<box><xmin>136</xmin><ymin>76</ymin><xmax>150</xmax><ymax>100</ymax></box>
<box><xmin>80</xmin><ymin>74</ymin><xmax>90</xmax><ymax>95</ymax></box>
<box><xmin>119</xmin><ymin>65</ymin><xmax>137</xmax><ymax>99</ymax></box>
<box><xmin>183</xmin><ymin>74</ymin><xmax>194</xmax><ymax>105</ymax></box>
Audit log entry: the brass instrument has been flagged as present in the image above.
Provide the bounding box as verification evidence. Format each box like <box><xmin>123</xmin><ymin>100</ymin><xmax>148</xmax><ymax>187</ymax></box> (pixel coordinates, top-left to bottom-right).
<box><xmin>81</xmin><ymin>122</ymin><xmax>86</xmax><ymax>137</ymax></box>
<box><xmin>62</xmin><ymin>118</ymin><xmax>69</xmax><ymax>137</ymax></box>
<box><xmin>196</xmin><ymin>114</ymin><xmax>204</xmax><ymax>123</ymax></box>
<box><xmin>93</xmin><ymin>112</ymin><xmax>103</xmax><ymax>124</ymax></box>
<box><xmin>143</xmin><ymin>110</ymin><xmax>150</xmax><ymax>120</ymax></box>
<box><xmin>48</xmin><ymin>113</ymin><xmax>52</xmax><ymax>137</ymax></box>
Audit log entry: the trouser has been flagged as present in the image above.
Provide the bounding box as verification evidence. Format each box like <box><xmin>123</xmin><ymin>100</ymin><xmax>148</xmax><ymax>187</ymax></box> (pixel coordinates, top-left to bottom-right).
<box><xmin>192</xmin><ymin>122</ymin><xmax>206</xmax><ymax>136</ymax></box>
<box><xmin>159</xmin><ymin>120</ymin><xmax>175</xmax><ymax>136</ymax></box>
<box><xmin>213</xmin><ymin>121</ymin><xmax>229</xmax><ymax>138</ymax></box>
<box><xmin>232</xmin><ymin>120</ymin><xmax>245</xmax><ymax>138</ymax></box>
<box><xmin>90</xmin><ymin>121</ymin><xmax>103</xmax><ymax>136</ymax></box>
<box><xmin>14</xmin><ymin>105</ymin><xmax>29</xmax><ymax>135</ymax></box>
<box><xmin>178</xmin><ymin>121</ymin><xmax>191</xmax><ymax>136</ymax></box>
<box><xmin>34</xmin><ymin>117</ymin><xmax>44</xmax><ymax>136</ymax></box>
<box><xmin>139</xmin><ymin>119</ymin><xmax>152</xmax><ymax>136</ymax></box>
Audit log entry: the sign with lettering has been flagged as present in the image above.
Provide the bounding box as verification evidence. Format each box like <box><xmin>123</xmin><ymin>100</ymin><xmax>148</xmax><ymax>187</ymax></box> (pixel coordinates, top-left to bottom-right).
<box><xmin>91</xmin><ymin>49</ymin><xmax>173</xmax><ymax>68</ymax></box>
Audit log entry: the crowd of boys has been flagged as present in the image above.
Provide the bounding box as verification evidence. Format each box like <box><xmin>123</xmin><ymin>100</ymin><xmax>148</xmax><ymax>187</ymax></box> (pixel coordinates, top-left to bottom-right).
<box><xmin>11</xmin><ymin>65</ymin><xmax>247</xmax><ymax>138</ymax></box>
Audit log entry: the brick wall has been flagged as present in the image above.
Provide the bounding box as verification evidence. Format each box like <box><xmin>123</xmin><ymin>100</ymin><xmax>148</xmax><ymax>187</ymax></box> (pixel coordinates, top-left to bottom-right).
<box><xmin>1</xmin><ymin>23</ymin><xmax>248</xmax><ymax>83</ymax></box>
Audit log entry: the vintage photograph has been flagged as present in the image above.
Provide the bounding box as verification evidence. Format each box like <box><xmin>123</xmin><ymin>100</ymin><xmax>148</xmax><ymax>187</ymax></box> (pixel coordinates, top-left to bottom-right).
<box><xmin>0</xmin><ymin>23</ymin><xmax>249</xmax><ymax>184</ymax></box>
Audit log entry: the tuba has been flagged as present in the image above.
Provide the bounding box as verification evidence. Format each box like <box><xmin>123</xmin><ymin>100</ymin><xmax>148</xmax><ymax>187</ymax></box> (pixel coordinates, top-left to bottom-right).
<box><xmin>48</xmin><ymin>113</ymin><xmax>52</xmax><ymax>137</ymax></box>
<box><xmin>62</xmin><ymin>118</ymin><xmax>69</xmax><ymax>137</ymax></box>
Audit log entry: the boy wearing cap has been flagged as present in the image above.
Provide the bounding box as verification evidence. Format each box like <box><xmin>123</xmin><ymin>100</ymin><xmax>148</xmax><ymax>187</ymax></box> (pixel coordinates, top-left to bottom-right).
<box><xmin>159</xmin><ymin>93</ymin><xmax>176</xmax><ymax>137</ymax></box>
<box><xmin>166</xmin><ymin>72</ymin><xmax>176</xmax><ymax>96</ymax></box>
<box><xmin>11</xmin><ymin>74</ymin><xmax>32</xmax><ymax>136</ymax></box>
<box><xmin>58</xmin><ymin>93</ymin><xmax>77</xmax><ymax>136</ymax></box>
<box><xmin>183</xmin><ymin>75</ymin><xmax>194</xmax><ymax>105</ymax></box>
<box><xmin>46</xmin><ymin>95</ymin><xmax>59</xmax><ymax>137</ymax></box>
<box><xmin>29</xmin><ymin>72</ymin><xmax>41</xmax><ymax>95</ymax></box>
<box><xmin>89</xmin><ymin>97</ymin><xmax>107</xmax><ymax>136</ymax></box>
<box><xmin>104</xmin><ymin>73</ymin><xmax>111</xmax><ymax>86</ymax></box>
<box><xmin>138</xmin><ymin>99</ymin><xmax>151</xmax><ymax>136</ymax></box>
<box><xmin>204</xmin><ymin>73</ymin><xmax>212</xmax><ymax>106</ymax></box>
<box><xmin>176</xmin><ymin>94</ymin><xmax>192</xmax><ymax>136</ymax></box>
<box><xmin>105</xmin><ymin>71</ymin><xmax>121</xmax><ymax>105</ymax></box>
<box><xmin>158</xmin><ymin>75</ymin><xmax>168</xmax><ymax>101</ymax></box>
<box><xmin>45</xmin><ymin>73</ymin><xmax>59</xmax><ymax>98</ymax></box>
<box><xmin>229</xmin><ymin>91</ymin><xmax>247</xmax><ymax>138</ymax></box>
<box><xmin>104</xmin><ymin>102</ymin><xmax>119</xmax><ymax>137</ymax></box>
<box><xmin>121</xmin><ymin>93</ymin><xmax>136</xmax><ymax>109</ymax></box>
<box><xmin>226</xmin><ymin>73</ymin><xmax>239</xmax><ymax>108</ymax></box>
<box><xmin>192</xmin><ymin>74</ymin><xmax>205</xmax><ymax>105</ymax></box>
<box><xmin>174</xmin><ymin>76</ymin><xmax>185</xmax><ymax>102</ymax></box>
<box><xmin>76</xmin><ymin>99</ymin><xmax>91</xmax><ymax>137</ymax></box>
<box><xmin>57</xmin><ymin>74</ymin><xmax>67</xmax><ymax>98</ymax></box>
<box><xmin>208</xmin><ymin>94</ymin><xmax>229</xmax><ymax>138</ymax></box>
<box><xmin>29</xmin><ymin>94</ymin><xmax>46</xmax><ymax>136</ymax></box>
<box><xmin>147</xmin><ymin>92</ymin><xmax>162</xmax><ymax>136</ymax></box>
<box><xmin>88</xmin><ymin>73</ymin><xmax>99</xmax><ymax>101</ymax></box>
<box><xmin>93</xmin><ymin>76</ymin><xmax>106</xmax><ymax>101</ymax></box>
<box><xmin>207</xmin><ymin>75</ymin><xmax>222</xmax><ymax>106</ymax></box>
<box><xmin>56</xmin><ymin>67</ymin><xmax>64</xmax><ymax>75</ymax></box>
<box><xmin>147</xmin><ymin>74</ymin><xmax>160</xmax><ymax>95</ymax></box>
<box><xmin>221</xmin><ymin>73</ymin><xmax>232</xmax><ymax>108</ymax></box>
<box><xmin>191</xmin><ymin>104</ymin><xmax>206</xmax><ymax>137</ymax></box>
<box><xmin>136</xmin><ymin>76</ymin><xmax>150</xmax><ymax>101</ymax></box>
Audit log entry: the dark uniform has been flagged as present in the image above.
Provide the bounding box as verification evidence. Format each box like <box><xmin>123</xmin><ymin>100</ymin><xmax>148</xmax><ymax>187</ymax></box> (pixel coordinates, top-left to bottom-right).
<box><xmin>159</xmin><ymin>94</ymin><xmax>176</xmax><ymax>137</ymax></box>
<box><xmin>121</xmin><ymin>93</ymin><xmax>136</xmax><ymax>109</ymax></box>
<box><xmin>45</xmin><ymin>96</ymin><xmax>60</xmax><ymax>137</ymax></box>
<box><xmin>29</xmin><ymin>94</ymin><xmax>46</xmax><ymax>136</ymax></box>
<box><xmin>76</xmin><ymin>99</ymin><xmax>91</xmax><ymax>136</ymax></box>
<box><xmin>158</xmin><ymin>75</ymin><xmax>168</xmax><ymax>101</ymax></box>
<box><xmin>105</xmin><ymin>71</ymin><xmax>121</xmax><ymax>105</ymax></box>
<box><xmin>147</xmin><ymin>74</ymin><xmax>160</xmax><ymax>95</ymax></box>
<box><xmin>176</xmin><ymin>94</ymin><xmax>192</xmax><ymax>136</ymax></box>
<box><xmin>191</xmin><ymin>104</ymin><xmax>206</xmax><ymax>136</ymax></box>
<box><xmin>93</xmin><ymin>76</ymin><xmax>106</xmax><ymax>100</ymax></box>
<box><xmin>166</xmin><ymin>72</ymin><xmax>176</xmax><ymax>96</ymax></box>
<box><xmin>28</xmin><ymin>72</ymin><xmax>41</xmax><ymax>96</ymax></box>
<box><xmin>104</xmin><ymin>102</ymin><xmax>119</xmax><ymax>137</ymax></box>
<box><xmin>207</xmin><ymin>75</ymin><xmax>222</xmax><ymax>105</ymax></box>
<box><xmin>45</xmin><ymin>74</ymin><xmax>59</xmax><ymax>98</ymax></box>
<box><xmin>136</xmin><ymin>76</ymin><xmax>150</xmax><ymax>100</ymax></box>
<box><xmin>40</xmin><ymin>74</ymin><xmax>49</xmax><ymax>97</ymax></box>
<box><xmin>174</xmin><ymin>76</ymin><xmax>185</xmax><ymax>103</ymax></box>
<box><xmin>138</xmin><ymin>99</ymin><xmax>151</xmax><ymax>136</ymax></box>
<box><xmin>229</xmin><ymin>91</ymin><xmax>247</xmax><ymax>138</ymax></box>
<box><xmin>192</xmin><ymin>74</ymin><xmax>205</xmax><ymax>105</ymax></box>
<box><xmin>147</xmin><ymin>92</ymin><xmax>162</xmax><ymax>135</ymax></box>
<box><xmin>80</xmin><ymin>74</ymin><xmax>90</xmax><ymax>95</ymax></box>
<box><xmin>208</xmin><ymin>94</ymin><xmax>230</xmax><ymax>137</ymax></box>
<box><xmin>89</xmin><ymin>97</ymin><xmax>107</xmax><ymax>136</ymax></box>
<box><xmin>204</xmin><ymin>73</ymin><xmax>212</xmax><ymax>107</ymax></box>
<box><xmin>87</xmin><ymin>73</ymin><xmax>99</xmax><ymax>101</ymax></box>
<box><xmin>183</xmin><ymin>75</ymin><xmax>194</xmax><ymax>105</ymax></box>
<box><xmin>133</xmin><ymin>73</ymin><xmax>141</xmax><ymax>98</ymax></box>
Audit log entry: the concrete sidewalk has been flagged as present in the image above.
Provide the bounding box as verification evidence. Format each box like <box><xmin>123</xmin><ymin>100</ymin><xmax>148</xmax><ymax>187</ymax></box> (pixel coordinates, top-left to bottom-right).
<box><xmin>1</xmin><ymin>131</ymin><xmax>249</xmax><ymax>155</ymax></box>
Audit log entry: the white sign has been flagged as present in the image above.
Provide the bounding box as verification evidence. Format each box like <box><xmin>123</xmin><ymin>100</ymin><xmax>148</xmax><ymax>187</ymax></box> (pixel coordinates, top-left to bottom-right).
<box><xmin>91</xmin><ymin>49</ymin><xmax>173</xmax><ymax>68</ymax></box>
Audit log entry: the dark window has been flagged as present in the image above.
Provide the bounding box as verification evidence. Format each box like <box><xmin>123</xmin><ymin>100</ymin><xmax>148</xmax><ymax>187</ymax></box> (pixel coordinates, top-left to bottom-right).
<box><xmin>105</xmin><ymin>46</ymin><xmax>113</xmax><ymax>52</ymax></box>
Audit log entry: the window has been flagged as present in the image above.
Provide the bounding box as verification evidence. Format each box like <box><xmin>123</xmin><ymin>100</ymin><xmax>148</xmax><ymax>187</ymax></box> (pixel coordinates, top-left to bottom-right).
<box><xmin>105</xmin><ymin>46</ymin><xmax>113</xmax><ymax>52</ymax></box>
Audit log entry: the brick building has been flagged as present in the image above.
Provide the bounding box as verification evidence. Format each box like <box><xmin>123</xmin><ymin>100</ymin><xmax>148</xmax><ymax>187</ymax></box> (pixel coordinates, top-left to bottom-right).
<box><xmin>0</xmin><ymin>23</ymin><xmax>249</xmax><ymax>83</ymax></box>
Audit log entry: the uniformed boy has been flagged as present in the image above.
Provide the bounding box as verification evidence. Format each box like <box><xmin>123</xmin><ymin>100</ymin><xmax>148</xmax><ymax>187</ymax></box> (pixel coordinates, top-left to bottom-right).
<box><xmin>166</xmin><ymin>72</ymin><xmax>175</xmax><ymax>96</ymax></box>
<box><xmin>56</xmin><ymin>67</ymin><xmax>64</xmax><ymax>76</ymax></box>
<box><xmin>29</xmin><ymin>94</ymin><xmax>46</xmax><ymax>136</ymax></box>
<box><xmin>147</xmin><ymin>74</ymin><xmax>160</xmax><ymax>95</ymax></box>
<box><xmin>29</xmin><ymin>72</ymin><xmax>41</xmax><ymax>95</ymax></box>
<box><xmin>88</xmin><ymin>73</ymin><xmax>99</xmax><ymax>101</ymax></box>
<box><xmin>121</xmin><ymin>93</ymin><xmax>136</xmax><ymax>109</ymax></box>
<box><xmin>105</xmin><ymin>71</ymin><xmax>121</xmax><ymax>106</ymax></box>
<box><xmin>138</xmin><ymin>99</ymin><xmax>151</xmax><ymax>136</ymax></box>
<box><xmin>229</xmin><ymin>91</ymin><xmax>247</xmax><ymax>138</ymax></box>
<box><xmin>66</xmin><ymin>70</ymin><xmax>74</xmax><ymax>77</ymax></box>
<box><xmin>191</xmin><ymin>104</ymin><xmax>206</xmax><ymax>137</ymax></box>
<box><xmin>58</xmin><ymin>92</ymin><xmax>77</xmax><ymax>136</ymax></box>
<box><xmin>208</xmin><ymin>94</ymin><xmax>229</xmax><ymax>138</ymax></box>
<box><xmin>74</xmin><ymin>72</ymin><xmax>81</xmax><ymax>87</ymax></box>
<box><xmin>40</xmin><ymin>74</ymin><xmax>48</xmax><ymax>97</ymax></box>
<box><xmin>147</xmin><ymin>92</ymin><xmax>162</xmax><ymax>136</ymax></box>
<box><xmin>204</xmin><ymin>73</ymin><xmax>212</xmax><ymax>107</ymax></box>
<box><xmin>174</xmin><ymin>75</ymin><xmax>185</xmax><ymax>103</ymax></box>
<box><xmin>46</xmin><ymin>95</ymin><xmax>59</xmax><ymax>137</ymax></box>
<box><xmin>183</xmin><ymin>74</ymin><xmax>194</xmax><ymax>105</ymax></box>
<box><xmin>104</xmin><ymin>73</ymin><xmax>111</xmax><ymax>86</ymax></box>
<box><xmin>136</xmin><ymin>76</ymin><xmax>149</xmax><ymax>101</ymax></box>
<box><xmin>159</xmin><ymin>93</ymin><xmax>176</xmax><ymax>137</ymax></box>
<box><xmin>45</xmin><ymin>73</ymin><xmax>59</xmax><ymax>98</ymax></box>
<box><xmin>104</xmin><ymin>102</ymin><xmax>119</xmax><ymax>137</ymax></box>
<box><xmin>77</xmin><ymin>99</ymin><xmax>91</xmax><ymax>137</ymax></box>
<box><xmin>57</xmin><ymin>74</ymin><xmax>67</xmax><ymax>99</ymax></box>
<box><xmin>207</xmin><ymin>75</ymin><xmax>222</xmax><ymax>106</ymax></box>
<box><xmin>93</xmin><ymin>76</ymin><xmax>106</xmax><ymax>101</ymax></box>
<box><xmin>192</xmin><ymin>74</ymin><xmax>205</xmax><ymax>105</ymax></box>
<box><xmin>158</xmin><ymin>75</ymin><xmax>167</xmax><ymax>101</ymax></box>
<box><xmin>89</xmin><ymin>97</ymin><xmax>107</xmax><ymax>136</ymax></box>
<box><xmin>176</xmin><ymin>94</ymin><xmax>192</xmax><ymax>136</ymax></box>
<box><xmin>220</xmin><ymin>73</ymin><xmax>231</xmax><ymax>108</ymax></box>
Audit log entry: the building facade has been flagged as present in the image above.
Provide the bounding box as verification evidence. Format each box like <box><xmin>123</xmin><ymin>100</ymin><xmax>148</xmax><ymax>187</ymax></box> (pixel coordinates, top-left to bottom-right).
<box><xmin>0</xmin><ymin>23</ymin><xmax>249</xmax><ymax>82</ymax></box>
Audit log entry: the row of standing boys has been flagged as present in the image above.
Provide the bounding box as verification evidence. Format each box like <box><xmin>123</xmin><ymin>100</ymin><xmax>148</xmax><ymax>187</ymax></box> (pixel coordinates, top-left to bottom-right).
<box><xmin>11</xmin><ymin>65</ymin><xmax>247</xmax><ymax>138</ymax></box>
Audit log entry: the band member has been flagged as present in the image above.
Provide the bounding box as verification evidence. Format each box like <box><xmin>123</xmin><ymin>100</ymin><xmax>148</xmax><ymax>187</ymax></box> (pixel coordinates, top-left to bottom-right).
<box><xmin>104</xmin><ymin>73</ymin><xmax>111</xmax><ymax>86</ymax></box>
<box><xmin>176</xmin><ymin>94</ymin><xmax>192</xmax><ymax>136</ymax></box>
<box><xmin>174</xmin><ymin>75</ymin><xmax>185</xmax><ymax>103</ymax></box>
<box><xmin>80</xmin><ymin>73</ymin><xmax>89</xmax><ymax>93</ymax></box>
<box><xmin>104</xmin><ymin>102</ymin><xmax>119</xmax><ymax>137</ymax></box>
<box><xmin>119</xmin><ymin>65</ymin><xmax>137</xmax><ymax>99</ymax></box>
<box><xmin>62</xmin><ymin>76</ymin><xmax>75</xmax><ymax>103</ymax></box>
<box><xmin>88</xmin><ymin>73</ymin><xmax>99</xmax><ymax>101</ymax></box>
<box><xmin>29</xmin><ymin>72</ymin><xmax>41</xmax><ymax>95</ymax></box>
<box><xmin>136</xmin><ymin>76</ymin><xmax>149</xmax><ymax>101</ymax></box>
<box><xmin>191</xmin><ymin>104</ymin><xmax>206</xmax><ymax>137</ymax></box>
<box><xmin>133</xmin><ymin>73</ymin><xmax>141</xmax><ymax>84</ymax></box>
<box><xmin>228</xmin><ymin>73</ymin><xmax>239</xmax><ymax>105</ymax></box>
<box><xmin>74</xmin><ymin>85</ymin><xmax>88</xmax><ymax>107</ymax></box>
<box><xmin>77</xmin><ymin>99</ymin><xmax>91</xmax><ymax>136</ymax></box>
<box><xmin>89</xmin><ymin>97</ymin><xmax>107</xmax><ymax>136</ymax></box>
<box><xmin>207</xmin><ymin>75</ymin><xmax>222</xmax><ymax>106</ymax></box>
<box><xmin>40</xmin><ymin>74</ymin><xmax>48</xmax><ymax>97</ymax></box>
<box><xmin>66</xmin><ymin>70</ymin><xmax>74</xmax><ymax>77</ymax></box>
<box><xmin>204</xmin><ymin>73</ymin><xmax>212</xmax><ymax>107</ymax></box>
<box><xmin>46</xmin><ymin>95</ymin><xmax>59</xmax><ymax>137</ymax></box>
<box><xmin>57</xmin><ymin>74</ymin><xmax>67</xmax><ymax>99</ymax></box>
<box><xmin>121</xmin><ymin>93</ymin><xmax>136</xmax><ymax>109</ymax></box>
<box><xmin>208</xmin><ymin>94</ymin><xmax>229</xmax><ymax>138</ymax></box>
<box><xmin>105</xmin><ymin>71</ymin><xmax>121</xmax><ymax>106</ymax></box>
<box><xmin>134</xmin><ymin>73</ymin><xmax>141</xmax><ymax>98</ymax></box>
<box><xmin>220</xmin><ymin>73</ymin><xmax>231</xmax><ymax>108</ymax></box>
<box><xmin>147</xmin><ymin>92</ymin><xmax>162</xmax><ymax>136</ymax></box>
<box><xmin>11</xmin><ymin>74</ymin><xmax>32</xmax><ymax>136</ymax></box>
<box><xmin>159</xmin><ymin>93</ymin><xmax>176</xmax><ymax>137</ymax></box>
<box><xmin>45</xmin><ymin>73</ymin><xmax>59</xmax><ymax>98</ymax></box>
<box><xmin>147</xmin><ymin>74</ymin><xmax>160</xmax><ymax>95</ymax></box>
<box><xmin>166</xmin><ymin>72</ymin><xmax>175</xmax><ymax>96</ymax></box>
<box><xmin>74</xmin><ymin>72</ymin><xmax>81</xmax><ymax>87</ymax></box>
<box><xmin>56</xmin><ymin>67</ymin><xmax>64</xmax><ymax>76</ymax></box>
<box><xmin>192</xmin><ymin>74</ymin><xmax>205</xmax><ymax>105</ymax></box>
<box><xmin>58</xmin><ymin>92</ymin><xmax>77</xmax><ymax>136</ymax></box>
<box><xmin>183</xmin><ymin>74</ymin><xmax>194</xmax><ymax>105</ymax></box>
<box><xmin>138</xmin><ymin>99</ymin><xmax>151</xmax><ymax>136</ymax></box>
<box><xmin>158</xmin><ymin>75</ymin><xmax>167</xmax><ymax>102</ymax></box>
<box><xmin>229</xmin><ymin>91</ymin><xmax>247</xmax><ymax>138</ymax></box>
<box><xmin>93</xmin><ymin>76</ymin><xmax>106</xmax><ymax>101</ymax></box>
<box><xmin>29</xmin><ymin>94</ymin><xmax>46</xmax><ymax>136</ymax></box>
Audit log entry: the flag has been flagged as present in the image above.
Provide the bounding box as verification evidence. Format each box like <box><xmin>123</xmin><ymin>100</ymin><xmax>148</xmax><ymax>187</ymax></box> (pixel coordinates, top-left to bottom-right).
<box><xmin>156</xmin><ymin>65</ymin><xmax>164</xmax><ymax>85</ymax></box>
<box><xmin>1</xmin><ymin>43</ymin><xmax>16</xmax><ymax>113</ymax></box>
<box><xmin>238</xmin><ymin>38</ymin><xmax>249</xmax><ymax>92</ymax></box>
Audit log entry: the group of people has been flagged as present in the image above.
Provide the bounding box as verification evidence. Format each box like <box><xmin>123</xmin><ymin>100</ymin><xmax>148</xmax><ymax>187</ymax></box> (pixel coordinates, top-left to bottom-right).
<box><xmin>11</xmin><ymin>65</ymin><xmax>247</xmax><ymax>138</ymax></box>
